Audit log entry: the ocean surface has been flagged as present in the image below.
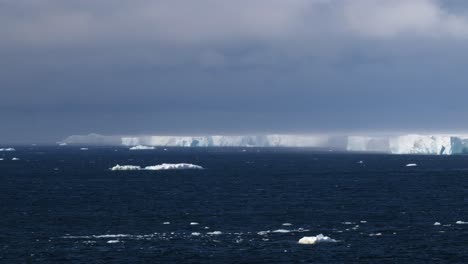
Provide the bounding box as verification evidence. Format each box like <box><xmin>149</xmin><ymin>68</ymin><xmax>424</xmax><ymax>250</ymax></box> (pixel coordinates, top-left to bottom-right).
<box><xmin>1</xmin><ymin>147</ymin><xmax>467</xmax><ymax>263</ymax></box>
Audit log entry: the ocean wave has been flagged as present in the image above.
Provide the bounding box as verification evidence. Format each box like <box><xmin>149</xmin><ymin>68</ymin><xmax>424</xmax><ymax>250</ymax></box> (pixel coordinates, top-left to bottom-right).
<box><xmin>110</xmin><ymin>163</ymin><xmax>204</xmax><ymax>171</ymax></box>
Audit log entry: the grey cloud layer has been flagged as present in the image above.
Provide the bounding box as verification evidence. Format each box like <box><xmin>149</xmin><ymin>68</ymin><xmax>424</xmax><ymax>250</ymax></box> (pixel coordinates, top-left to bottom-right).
<box><xmin>2</xmin><ymin>0</ymin><xmax>468</xmax><ymax>143</ymax></box>
<box><xmin>3</xmin><ymin>0</ymin><xmax>468</xmax><ymax>47</ymax></box>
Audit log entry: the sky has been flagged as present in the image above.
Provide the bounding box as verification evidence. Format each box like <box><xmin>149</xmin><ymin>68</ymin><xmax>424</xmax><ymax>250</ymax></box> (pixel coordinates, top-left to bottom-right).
<box><xmin>2</xmin><ymin>0</ymin><xmax>468</xmax><ymax>143</ymax></box>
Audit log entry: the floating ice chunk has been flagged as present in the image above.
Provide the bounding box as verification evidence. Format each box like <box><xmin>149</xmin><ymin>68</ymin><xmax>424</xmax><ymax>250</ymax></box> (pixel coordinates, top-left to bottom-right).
<box><xmin>273</xmin><ymin>229</ymin><xmax>290</xmax><ymax>233</ymax></box>
<box><xmin>80</xmin><ymin>148</ymin><xmax>89</xmax><ymax>150</ymax></box>
<box><xmin>456</xmin><ymin>221</ymin><xmax>468</xmax><ymax>224</ymax></box>
<box><xmin>207</xmin><ymin>231</ymin><xmax>222</xmax><ymax>235</ymax></box>
<box><xmin>94</xmin><ymin>234</ymin><xmax>130</xmax><ymax>238</ymax></box>
<box><xmin>110</xmin><ymin>165</ymin><xmax>142</xmax><ymax>171</ymax></box>
<box><xmin>107</xmin><ymin>240</ymin><xmax>120</xmax><ymax>244</ymax></box>
<box><xmin>298</xmin><ymin>234</ymin><xmax>337</xmax><ymax>245</ymax></box>
<box><xmin>190</xmin><ymin>222</ymin><xmax>199</xmax><ymax>226</ymax></box>
<box><xmin>12</xmin><ymin>157</ymin><xmax>20</xmax><ymax>161</ymax></box>
<box><xmin>434</xmin><ymin>222</ymin><xmax>441</xmax><ymax>226</ymax></box>
<box><xmin>129</xmin><ymin>145</ymin><xmax>155</xmax><ymax>150</ymax></box>
<box><xmin>405</xmin><ymin>163</ymin><xmax>417</xmax><ymax>167</ymax></box>
<box><xmin>144</xmin><ymin>163</ymin><xmax>203</xmax><ymax>170</ymax></box>
<box><xmin>109</xmin><ymin>163</ymin><xmax>203</xmax><ymax>171</ymax></box>
<box><xmin>282</xmin><ymin>223</ymin><xmax>293</xmax><ymax>226</ymax></box>
<box><xmin>191</xmin><ymin>232</ymin><xmax>201</xmax><ymax>236</ymax></box>
<box><xmin>0</xmin><ymin>148</ymin><xmax>15</xmax><ymax>151</ymax></box>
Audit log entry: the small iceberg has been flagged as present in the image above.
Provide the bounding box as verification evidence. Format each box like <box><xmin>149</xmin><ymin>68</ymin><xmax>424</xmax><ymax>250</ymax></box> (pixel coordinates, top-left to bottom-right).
<box><xmin>129</xmin><ymin>145</ymin><xmax>155</xmax><ymax>150</ymax></box>
<box><xmin>0</xmin><ymin>148</ymin><xmax>15</xmax><ymax>152</ymax></box>
<box><xmin>110</xmin><ymin>163</ymin><xmax>204</xmax><ymax>171</ymax></box>
<box><xmin>110</xmin><ymin>165</ymin><xmax>142</xmax><ymax>171</ymax></box>
<box><xmin>207</xmin><ymin>231</ymin><xmax>222</xmax><ymax>235</ymax></box>
<box><xmin>298</xmin><ymin>234</ymin><xmax>337</xmax><ymax>245</ymax></box>
<box><xmin>405</xmin><ymin>163</ymin><xmax>417</xmax><ymax>167</ymax></box>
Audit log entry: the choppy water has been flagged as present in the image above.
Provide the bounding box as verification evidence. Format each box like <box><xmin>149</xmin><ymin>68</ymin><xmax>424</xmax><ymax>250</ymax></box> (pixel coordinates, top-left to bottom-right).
<box><xmin>1</xmin><ymin>147</ymin><xmax>467</xmax><ymax>263</ymax></box>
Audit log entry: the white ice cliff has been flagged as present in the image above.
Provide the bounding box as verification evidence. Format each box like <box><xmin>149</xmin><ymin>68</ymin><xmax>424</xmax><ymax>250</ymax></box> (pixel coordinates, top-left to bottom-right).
<box><xmin>62</xmin><ymin>133</ymin><xmax>468</xmax><ymax>155</ymax></box>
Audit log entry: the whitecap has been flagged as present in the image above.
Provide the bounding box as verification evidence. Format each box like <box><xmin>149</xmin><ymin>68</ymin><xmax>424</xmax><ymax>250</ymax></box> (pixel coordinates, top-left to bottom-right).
<box><xmin>434</xmin><ymin>222</ymin><xmax>441</xmax><ymax>226</ymax></box>
<box><xmin>80</xmin><ymin>148</ymin><xmax>89</xmax><ymax>150</ymax></box>
<box><xmin>405</xmin><ymin>163</ymin><xmax>417</xmax><ymax>167</ymax></box>
<box><xmin>456</xmin><ymin>221</ymin><xmax>468</xmax><ymax>224</ymax></box>
<box><xmin>298</xmin><ymin>234</ymin><xmax>337</xmax><ymax>245</ymax></box>
<box><xmin>163</xmin><ymin>222</ymin><xmax>170</xmax><ymax>225</ymax></box>
<box><xmin>107</xmin><ymin>240</ymin><xmax>120</xmax><ymax>244</ymax></box>
<box><xmin>369</xmin><ymin>233</ymin><xmax>382</xmax><ymax>236</ymax></box>
<box><xmin>190</xmin><ymin>222</ymin><xmax>199</xmax><ymax>226</ymax></box>
<box><xmin>11</xmin><ymin>157</ymin><xmax>20</xmax><ymax>161</ymax></box>
<box><xmin>282</xmin><ymin>223</ymin><xmax>293</xmax><ymax>226</ymax></box>
<box><xmin>191</xmin><ymin>232</ymin><xmax>201</xmax><ymax>236</ymax></box>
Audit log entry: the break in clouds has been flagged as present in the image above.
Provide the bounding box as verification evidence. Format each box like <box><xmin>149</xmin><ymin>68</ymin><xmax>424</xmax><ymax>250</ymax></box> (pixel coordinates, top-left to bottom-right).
<box><xmin>2</xmin><ymin>0</ymin><xmax>468</xmax><ymax>143</ymax></box>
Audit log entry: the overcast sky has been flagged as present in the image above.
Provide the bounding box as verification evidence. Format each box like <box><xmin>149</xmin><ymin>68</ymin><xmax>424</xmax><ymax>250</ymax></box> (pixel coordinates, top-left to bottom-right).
<box><xmin>2</xmin><ymin>0</ymin><xmax>468</xmax><ymax>143</ymax></box>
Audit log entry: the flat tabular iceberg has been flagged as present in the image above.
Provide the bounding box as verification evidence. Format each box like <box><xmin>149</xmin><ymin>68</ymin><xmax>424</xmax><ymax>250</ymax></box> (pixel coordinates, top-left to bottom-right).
<box><xmin>110</xmin><ymin>163</ymin><xmax>204</xmax><ymax>171</ymax></box>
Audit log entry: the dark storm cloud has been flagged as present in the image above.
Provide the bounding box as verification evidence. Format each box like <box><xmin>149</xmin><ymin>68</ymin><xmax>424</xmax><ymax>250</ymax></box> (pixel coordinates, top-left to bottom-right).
<box><xmin>2</xmin><ymin>0</ymin><xmax>468</xmax><ymax>143</ymax></box>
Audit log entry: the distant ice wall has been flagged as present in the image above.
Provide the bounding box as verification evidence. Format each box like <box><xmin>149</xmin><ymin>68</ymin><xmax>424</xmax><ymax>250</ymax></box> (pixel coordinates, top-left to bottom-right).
<box><xmin>63</xmin><ymin>133</ymin><xmax>468</xmax><ymax>155</ymax></box>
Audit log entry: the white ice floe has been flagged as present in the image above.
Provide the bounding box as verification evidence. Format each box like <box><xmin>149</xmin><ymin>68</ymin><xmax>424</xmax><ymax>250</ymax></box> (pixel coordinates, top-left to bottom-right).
<box><xmin>456</xmin><ymin>221</ymin><xmax>468</xmax><ymax>224</ymax></box>
<box><xmin>298</xmin><ymin>234</ymin><xmax>337</xmax><ymax>245</ymax></box>
<box><xmin>207</xmin><ymin>231</ymin><xmax>222</xmax><ymax>235</ymax></box>
<box><xmin>129</xmin><ymin>145</ymin><xmax>155</xmax><ymax>150</ymax></box>
<box><xmin>434</xmin><ymin>222</ymin><xmax>441</xmax><ymax>226</ymax></box>
<box><xmin>110</xmin><ymin>163</ymin><xmax>203</xmax><ymax>171</ymax></box>
<box><xmin>12</xmin><ymin>157</ymin><xmax>20</xmax><ymax>161</ymax></box>
<box><xmin>0</xmin><ymin>148</ymin><xmax>15</xmax><ymax>151</ymax></box>
<box><xmin>406</xmin><ymin>163</ymin><xmax>417</xmax><ymax>167</ymax></box>
<box><xmin>107</xmin><ymin>240</ymin><xmax>121</xmax><ymax>244</ymax></box>
<box><xmin>110</xmin><ymin>165</ymin><xmax>142</xmax><ymax>171</ymax></box>
<box><xmin>190</xmin><ymin>222</ymin><xmax>199</xmax><ymax>226</ymax></box>
<box><xmin>272</xmin><ymin>229</ymin><xmax>291</xmax><ymax>233</ymax></box>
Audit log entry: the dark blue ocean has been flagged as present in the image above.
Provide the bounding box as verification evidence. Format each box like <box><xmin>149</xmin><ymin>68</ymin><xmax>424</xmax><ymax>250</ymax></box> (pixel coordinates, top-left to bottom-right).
<box><xmin>1</xmin><ymin>147</ymin><xmax>467</xmax><ymax>263</ymax></box>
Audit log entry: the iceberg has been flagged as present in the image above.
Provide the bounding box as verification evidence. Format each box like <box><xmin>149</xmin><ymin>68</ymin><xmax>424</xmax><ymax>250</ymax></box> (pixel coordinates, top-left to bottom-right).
<box><xmin>63</xmin><ymin>133</ymin><xmax>468</xmax><ymax>155</ymax></box>
<box><xmin>0</xmin><ymin>148</ymin><xmax>15</xmax><ymax>151</ymax></box>
<box><xmin>129</xmin><ymin>145</ymin><xmax>155</xmax><ymax>150</ymax></box>
<box><xmin>298</xmin><ymin>234</ymin><xmax>337</xmax><ymax>245</ymax></box>
<box><xmin>110</xmin><ymin>163</ymin><xmax>204</xmax><ymax>171</ymax></box>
